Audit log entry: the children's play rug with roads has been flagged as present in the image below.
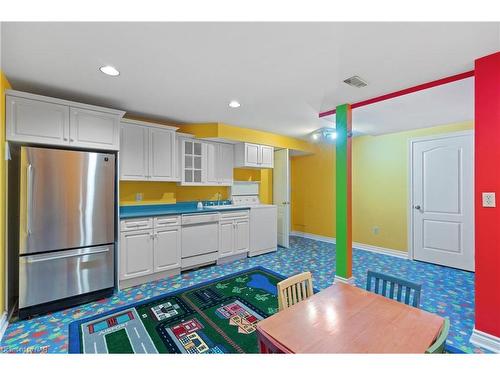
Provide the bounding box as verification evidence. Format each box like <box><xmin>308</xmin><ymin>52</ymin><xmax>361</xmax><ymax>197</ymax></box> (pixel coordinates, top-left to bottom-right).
<box><xmin>69</xmin><ymin>267</ymin><xmax>284</xmax><ymax>353</ymax></box>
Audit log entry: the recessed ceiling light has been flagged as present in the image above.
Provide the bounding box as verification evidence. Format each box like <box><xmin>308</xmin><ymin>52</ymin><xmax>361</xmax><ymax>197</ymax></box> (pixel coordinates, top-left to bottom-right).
<box><xmin>99</xmin><ymin>65</ymin><xmax>120</xmax><ymax>77</ymax></box>
<box><xmin>229</xmin><ymin>100</ymin><xmax>241</xmax><ymax>108</ymax></box>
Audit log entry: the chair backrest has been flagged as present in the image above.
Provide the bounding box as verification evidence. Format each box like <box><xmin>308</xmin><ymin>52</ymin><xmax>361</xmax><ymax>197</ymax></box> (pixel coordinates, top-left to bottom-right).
<box><xmin>426</xmin><ymin>318</ymin><xmax>450</xmax><ymax>354</ymax></box>
<box><xmin>366</xmin><ymin>270</ymin><xmax>422</xmax><ymax>308</ymax></box>
<box><xmin>277</xmin><ymin>271</ymin><xmax>314</xmax><ymax>311</ymax></box>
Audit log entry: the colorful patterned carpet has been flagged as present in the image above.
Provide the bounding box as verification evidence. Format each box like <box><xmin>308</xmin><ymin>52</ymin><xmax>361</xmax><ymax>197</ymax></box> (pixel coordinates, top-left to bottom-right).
<box><xmin>0</xmin><ymin>236</ymin><xmax>485</xmax><ymax>353</ymax></box>
<box><xmin>69</xmin><ymin>268</ymin><xmax>283</xmax><ymax>353</ymax></box>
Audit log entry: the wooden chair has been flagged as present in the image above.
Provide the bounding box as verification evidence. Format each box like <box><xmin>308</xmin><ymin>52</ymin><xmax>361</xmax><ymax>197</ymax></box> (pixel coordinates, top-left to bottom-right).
<box><xmin>426</xmin><ymin>318</ymin><xmax>450</xmax><ymax>354</ymax></box>
<box><xmin>366</xmin><ymin>270</ymin><xmax>422</xmax><ymax>308</ymax></box>
<box><xmin>277</xmin><ymin>271</ymin><xmax>314</xmax><ymax>311</ymax></box>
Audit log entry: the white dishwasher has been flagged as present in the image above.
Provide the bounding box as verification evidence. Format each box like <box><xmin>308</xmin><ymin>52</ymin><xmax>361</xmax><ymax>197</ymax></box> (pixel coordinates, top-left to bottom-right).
<box><xmin>181</xmin><ymin>213</ymin><xmax>220</xmax><ymax>270</ymax></box>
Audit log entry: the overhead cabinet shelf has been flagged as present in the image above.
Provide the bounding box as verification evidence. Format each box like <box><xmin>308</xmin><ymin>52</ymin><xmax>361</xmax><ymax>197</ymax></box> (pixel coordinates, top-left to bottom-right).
<box><xmin>234</xmin><ymin>142</ymin><xmax>274</xmax><ymax>168</ymax></box>
<box><xmin>120</xmin><ymin>119</ymin><xmax>179</xmax><ymax>181</ymax></box>
<box><xmin>6</xmin><ymin>90</ymin><xmax>125</xmax><ymax>150</ymax></box>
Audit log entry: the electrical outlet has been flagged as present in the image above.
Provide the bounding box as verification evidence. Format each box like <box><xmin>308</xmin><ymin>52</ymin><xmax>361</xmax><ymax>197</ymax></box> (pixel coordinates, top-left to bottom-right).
<box><xmin>372</xmin><ymin>226</ymin><xmax>380</xmax><ymax>235</ymax></box>
<box><xmin>482</xmin><ymin>192</ymin><xmax>496</xmax><ymax>207</ymax></box>
<box><xmin>135</xmin><ymin>193</ymin><xmax>143</xmax><ymax>202</ymax></box>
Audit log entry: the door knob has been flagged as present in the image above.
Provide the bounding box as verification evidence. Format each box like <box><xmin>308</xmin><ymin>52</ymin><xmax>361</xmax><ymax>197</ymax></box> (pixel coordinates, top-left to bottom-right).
<box><xmin>414</xmin><ymin>205</ymin><xmax>421</xmax><ymax>210</ymax></box>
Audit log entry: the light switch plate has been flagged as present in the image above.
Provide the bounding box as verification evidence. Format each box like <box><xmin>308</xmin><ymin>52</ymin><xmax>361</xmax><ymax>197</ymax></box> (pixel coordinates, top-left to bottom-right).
<box><xmin>135</xmin><ymin>193</ymin><xmax>143</xmax><ymax>202</ymax></box>
<box><xmin>482</xmin><ymin>192</ymin><xmax>496</xmax><ymax>207</ymax></box>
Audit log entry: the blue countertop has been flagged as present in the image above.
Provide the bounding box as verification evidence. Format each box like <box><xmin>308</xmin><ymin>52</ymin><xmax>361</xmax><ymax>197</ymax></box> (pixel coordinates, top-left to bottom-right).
<box><xmin>119</xmin><ymin>201</ymin><xmax>249</xmax><ymax>219</ymax></box>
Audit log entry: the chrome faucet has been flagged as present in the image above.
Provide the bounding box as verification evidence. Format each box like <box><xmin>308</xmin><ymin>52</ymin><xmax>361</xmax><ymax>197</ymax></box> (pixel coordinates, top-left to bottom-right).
<box><xmin>216</xmin><ymin>192</ymin><xmax>221</xmax><ymax>206</ymax></box>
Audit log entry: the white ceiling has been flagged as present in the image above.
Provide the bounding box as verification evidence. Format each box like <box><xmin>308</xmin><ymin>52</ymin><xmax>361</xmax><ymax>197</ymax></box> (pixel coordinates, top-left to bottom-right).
<box><xmin>1</xmin><ymin>22</ymin><xmax>499</xmax><ymax>137</ymax></box>
<box><xmin>322</xmin><ymin>76</ymin><xmax>474</xmax><ymax>135</ymax></box>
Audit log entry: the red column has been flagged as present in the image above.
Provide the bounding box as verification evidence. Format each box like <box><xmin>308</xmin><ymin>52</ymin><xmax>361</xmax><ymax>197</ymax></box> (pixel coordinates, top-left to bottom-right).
<box><xmin>475</xmin><ymin>51</ymin><xmax>500</xmax><ymax>338</ymax></box>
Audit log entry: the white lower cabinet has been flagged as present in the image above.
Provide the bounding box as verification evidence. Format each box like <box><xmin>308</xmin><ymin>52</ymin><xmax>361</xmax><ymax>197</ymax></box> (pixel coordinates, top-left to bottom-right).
<box><xmin>154</xmin><ymin>226</ymin><xmax>181</xmax><ymax>272</ymax></box>
<box><xmin>218</xmin><ymin>210</ymin><xmax>250</xmax><ymax>258</ymax></box>
<box><xmin>219</xmin><ymin>220</ymin><xmax>235</xmax><ymax>257</ymax></box>
<box><xmin>235</xmin><ymin>219</ymin><xmax>250</xmax><ymax>253</ymax></box>
<box><xmin>120</xmin><ymin>229</ymin><xmax>155</xmax><ymax>280</ymax></box>
<box><xmin>119</xmin><ymin>216</ymin><xmax>181</xmax><ymax>288</ymax></box>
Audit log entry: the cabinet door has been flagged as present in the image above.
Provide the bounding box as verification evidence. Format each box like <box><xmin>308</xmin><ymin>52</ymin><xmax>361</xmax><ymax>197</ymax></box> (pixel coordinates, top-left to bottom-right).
<box><xmin>120</xmin><ymin>123</ymin><xmax>149</xmax><ymax>180</ymax></box>
<box><xmin>219</xmin><ymin>221</ymin><xmax>235</xmax><ymax>257</ymax></box>
<box><xmin>234</xmin><ymin>219</ymin><xmax>250</xmax><ymax>254</ymax></box>
<box><xmin>70</xmin><ymin>107</ymin><xmax>120</xmax><ymax>150</ymax></box>
<box><xmin>182</xmin><ymin>140</ymin><xmax>206</xmax><ymax>185</ymax></box>
<box><xmin>205</xmin><ymin>142</ymin><xmax>219</xmax><ymax>185</ymax></box>
<box><xmin>6</xmin><ymin>96</ymin><xmax>70</xmax><ymax>146</ymax></box>
<box><xmin>154</xmin><ymin>227</ymin><xmax>181</xmax><ymax>272</ymax></box>
<box><xmin>120</xmin><ymin>229</ymin><xmax>154</xmax><ymax>280</ymax></box>
<box><xmin>260</xmin><ymin>145</ymin><xmax>274</xmax><ymax>168</ymax></box>
<box><xmin>149</xmin><ymin>127</ymin><xmax>175</xmax><ymax>181</ymax></box>
<box><xmin>218</xmin><ymin>143</ymin><xmax>234</xmax><ymax>184</ymax></box>
<box><xmin>245</xmin><ymin>143</ymin><xmax>260</xmax><ymax>167</ymax></box>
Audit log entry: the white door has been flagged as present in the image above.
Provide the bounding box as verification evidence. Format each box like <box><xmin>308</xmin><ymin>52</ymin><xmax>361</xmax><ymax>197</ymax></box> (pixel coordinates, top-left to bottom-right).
<box><xmin>411</xmin><ymin>132</ymin><xmax>474</xmax><ymax>271</ymax></box>
<box><xmin>154</xmin><ymin>227</ymin><xmax>181</xmax><ymax>272</ymax></box>
<box><xmin>69</xmin><ymin>107</ymin><xmax>120</xmax><ymax>150</ymax></box>
<box><xmin>120</xmin><ymin>229</ymin><xmax>154</xmax><ymax>279</ymax></box>
<box><xmin>149</xmin><ymin>127</ymin><xmax>175</xmax><ymax>181</ymax></box>
<box><xmin>6</xmin><ymin>96</ymin><xmax>70</xmax><ymax>146</ymax></box>
<box><xmin>260</xmin><ymin>145</ymin><xmax>274</xmax><ymax>168</ymax></box>
<box><xmin>234</xmin><ymin>219</ymin><xmax>250</xmax><ymax>253</ymax></box>
<box><xmin>205</xmin><ymin>142</ymin><xmax>219</xmax><ymax>185</ymax></box>
<box><xmin>218</xmin><ymin>143</ymin><xmax>234</xmax><ymax>184</ymax></box>
<box><xmin>273</xmin><ymin>149</ymin><xmax>290</xmax><ymax>248</ymax></box>
<box><xmin>245</xmin><ymin>143</ymin><xmax>260</xmax><ymax>167</ymax></box>
<box><xmin>120</xmin><ymin>123</ymin><xmax>149</xmax><ymax>180</ymax></box>
<box><xmin>219</xmin><ymin>221</ymin><xmax>234</xmax><ymax>257</ymax></box>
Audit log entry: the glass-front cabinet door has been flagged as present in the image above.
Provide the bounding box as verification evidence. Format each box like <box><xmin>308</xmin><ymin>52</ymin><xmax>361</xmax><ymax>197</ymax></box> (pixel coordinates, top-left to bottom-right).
<box><xmin>182</xmin><ymin>140</ymin><xmax>205</xmax><ymax>184</ymax></box>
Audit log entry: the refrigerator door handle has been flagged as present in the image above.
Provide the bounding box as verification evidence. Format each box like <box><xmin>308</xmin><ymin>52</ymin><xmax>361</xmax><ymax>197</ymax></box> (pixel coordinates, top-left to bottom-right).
<box><xmin>25</xmin><ymin>247</ymin><xmax>110</xmax><ymax>263</ymax></box>
<box><xmin>26</xmin><ymin>163</ymin><xmax>33</xmax><ymax>236</ymax></box>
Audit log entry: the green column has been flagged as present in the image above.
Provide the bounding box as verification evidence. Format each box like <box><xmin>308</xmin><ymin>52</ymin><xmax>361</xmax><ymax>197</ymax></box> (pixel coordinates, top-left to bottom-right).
<box><xmin>335</xmin><ymin>104</ymin><xmax>353</xmax><ymax>280</ymax></box>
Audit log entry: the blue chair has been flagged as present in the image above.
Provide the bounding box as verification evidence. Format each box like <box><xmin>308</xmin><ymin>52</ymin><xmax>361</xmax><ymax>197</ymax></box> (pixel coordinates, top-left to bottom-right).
<box><xmin>366</xmin><ymin>270</ymin><xmax>422</xmax><ymax>308</ymax></box>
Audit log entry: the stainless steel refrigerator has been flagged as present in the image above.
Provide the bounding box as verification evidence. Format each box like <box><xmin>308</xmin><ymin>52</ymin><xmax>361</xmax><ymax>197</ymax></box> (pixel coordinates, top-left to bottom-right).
<box><xmin>10</xmin><ymin>146</ymin><xmax>116</xmax><ymax>318</ymax></box>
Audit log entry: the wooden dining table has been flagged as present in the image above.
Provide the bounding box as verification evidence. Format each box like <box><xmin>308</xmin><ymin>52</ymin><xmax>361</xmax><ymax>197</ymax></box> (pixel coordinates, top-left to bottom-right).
<box><xmin>256</xmin><ymin>282</ymin><xmax>444</xmax><ymax>353</ymax></box>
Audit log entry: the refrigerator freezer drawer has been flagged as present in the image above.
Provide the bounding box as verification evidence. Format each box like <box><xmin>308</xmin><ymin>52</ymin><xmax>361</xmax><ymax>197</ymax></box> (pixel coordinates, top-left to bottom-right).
<box><xmin>19</xmin><ymin>245</ymin><xmax>114</xmax><ymax>309</ymax></box>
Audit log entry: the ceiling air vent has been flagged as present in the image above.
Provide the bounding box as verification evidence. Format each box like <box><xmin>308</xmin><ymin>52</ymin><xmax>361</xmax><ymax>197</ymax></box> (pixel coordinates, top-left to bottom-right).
<box><xmin>343</xmin><ymin>75</ymin><xmax>368</xmax><ymax>88</ymax></box>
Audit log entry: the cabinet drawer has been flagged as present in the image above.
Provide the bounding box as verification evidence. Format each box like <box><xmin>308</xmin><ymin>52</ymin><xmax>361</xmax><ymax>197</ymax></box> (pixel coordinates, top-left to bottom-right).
<box><xmin>120</xmin><ymin>218</ymin><xmax>153</xmax><ymax>231</ymax></box>
<box><xmin>155</xmin><ymin>215</ymin><xmax>180</xmax><ymax>228</ymax></box>
<box><xmin>220</xmin><ymin>210</ymin><xmax>249</xmax><ymax>221</ymax></box>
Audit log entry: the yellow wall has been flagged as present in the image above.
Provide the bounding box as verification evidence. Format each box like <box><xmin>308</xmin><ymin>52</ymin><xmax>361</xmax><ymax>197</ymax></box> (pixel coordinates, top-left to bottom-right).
<box><xmin>120</xmin><ymin>168</ymin><xmax>274</xmax><ymax>206</ymax></box>
<box><xmin>177</xmin><ymin>122</ymin><xmax>316</xmax><ymax>154</ymax></box>
<box><xmin>119</xmin><ymin>182</ymin><xmax>230</xmax><ymax>205</ymax></box>
<box><xmin>291</xmin><ymin>121</ymin><xmax>474</xmax><ymax>252</ymax></box>
<box><xmin>291</xmin><ymin>144</ymin><xmax>335</xmax><ymax>236</ymax></box>
<box><xmin>1</xmin><ymin>72</ymin><xmax>12</xmax><ymax>314</ymax></box>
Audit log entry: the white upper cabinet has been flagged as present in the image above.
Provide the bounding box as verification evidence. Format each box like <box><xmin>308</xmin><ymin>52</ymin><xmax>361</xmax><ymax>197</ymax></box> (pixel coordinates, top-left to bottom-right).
<box><xmin>205</xmin><ymin>142</ymin><xmax>234</xmax><ymax>186</ymax></box>
<box><xmin>6</xmin><ymin>96</ymin><xmax>70</xmax><ymax>146</ymax></box>
<box><xmin>218</xmin><ymin>143</ymin><xmax>235</xmax><ymax>184</ymax></box>
<box><xmin>69</xmin><ymin>107</ymin><xmax>120</xmax><ymax>150</ymax></box>
<box><xmin>181</xmin><ymin>139</ymin><xmax>206</xmax><ymax>185</ymax></box>
<box><xmin>149</xmin><ymin>126</ymin><xmax>176</xmax><ymax>180</ymax></box>
<box><xmin>120</xmin><ymin>122</ymin><xmax>149</xmax><ymax>180</ymax></box>
<box><xmin>234</xmin><ymin>142</ymin><xmax>274</xmax><ymax>169</ymax></box>
<box><xmin>6</xmin><ymin>90</ymin><xmax>125</xmax><ymax>150</ymax></box>
<box><xmin>120</xmin><ymin>119</ymin><xmax>179</xmax><ymax>181</ymax></box>
<box><xmin>260</xmin><ymin>145</ymin><xmax>274</xmax><ymax>168</ymax></box>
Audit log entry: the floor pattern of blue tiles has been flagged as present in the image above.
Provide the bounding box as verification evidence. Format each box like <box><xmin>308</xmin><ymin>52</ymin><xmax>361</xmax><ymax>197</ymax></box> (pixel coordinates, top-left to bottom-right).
<box><xmin>0</xmin><ymin>236</ymin><xmax>486</xmax><ymax>353</ymax></box>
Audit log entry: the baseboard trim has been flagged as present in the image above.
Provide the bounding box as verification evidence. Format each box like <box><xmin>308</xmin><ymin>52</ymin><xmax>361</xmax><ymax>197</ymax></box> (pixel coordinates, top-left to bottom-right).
<box><xmin>291</xmin><ymin>231</ymin><xmax>336</xmax><ymax>244</ymax></box>
<box><xmin>334</xmin><ymin>275</ymin><xmax>356</xmax><ymax>285</ymax></box>
<box><xmin>0</xmin><ymin>311</ymin><xmax>8</xmax><ymax>343</ymax></box>
<box><xmin>470</xmin><ymin>328</ymin><xmax>500</xmax><ymax>353</ymax></box>
<box><xmin>290</xmin><ymin>231</ymin><xmax>408</xmax><ymax>259</ymax></box>
<box><xmin>352</xmin><ymin>242</ymin><xmax>409</xmax><ymax>259</ymax></box>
